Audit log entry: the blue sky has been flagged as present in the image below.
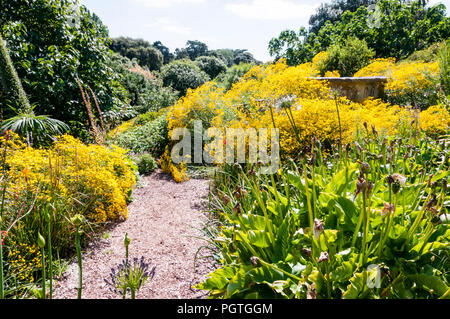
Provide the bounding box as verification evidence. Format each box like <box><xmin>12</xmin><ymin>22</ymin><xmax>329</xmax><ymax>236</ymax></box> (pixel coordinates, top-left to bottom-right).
<box><xmin>79</xmin><ymin>0</ymin><xmax>450</xmax><ymax>62</ymax></box>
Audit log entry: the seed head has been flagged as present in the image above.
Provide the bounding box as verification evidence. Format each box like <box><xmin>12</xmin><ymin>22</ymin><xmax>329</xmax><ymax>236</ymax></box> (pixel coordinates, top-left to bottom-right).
<box><xmin>318</xmin><ymin>252</ymin><xmax>329</xmax><ymax>263</ymax></box>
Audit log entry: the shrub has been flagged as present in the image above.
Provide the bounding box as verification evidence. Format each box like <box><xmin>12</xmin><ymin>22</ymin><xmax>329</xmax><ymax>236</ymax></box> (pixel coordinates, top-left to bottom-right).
<box><xmin>115</xmin><ymin>114</ymin><xmax>169</xmax><ymax>158</ymax></box>
<box><xmin>215</xmin><ymin>62</ymin><xmax>256</xmax><ymax>90</ymax></box>
<box><xmin>110</xmin><ymin>37</ymin><xmax>163</xmax><ymax>71</ymax></box>
<box><xmin>135</xmin><ymin>153</ymin><xmax>157</xmax><ymax>175</ymax></box>
<box><xmin>0</xmin><ymin>0</ymin><xmax>129</xmax><ymax>132</ymax></box>
<box><xmin>109</xmin><ymin>54</ymin><xmax>177</xmax><ymax>115</ymax></box>
<box><xmin>0</xmin><ymin>132</ymin><xmax>136</xmax><ymax>261</ymax></box>
<box><xmin>161</xmin><ymin>59</ymin><xmax>210</xmax><ymax>97</ymax></box>
<box><xmin>385</xmin><ymin>61</ymin><xmax>440</xmax><ymax>109</ymax></box>
<box><xmin>195</xmin><ymin>56</ymin><xmax>227</xmax><ymax>79</ymax></box>
<box><xmin>318</xmin><ymin>37</ymin><xmax>375</xmax><ymax>77</ymax></box>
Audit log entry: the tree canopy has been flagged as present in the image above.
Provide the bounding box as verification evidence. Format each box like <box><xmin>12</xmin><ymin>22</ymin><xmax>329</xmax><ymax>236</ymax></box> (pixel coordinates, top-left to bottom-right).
<box><xmin>269</xmin><ymin>0</ymin><xmax>450</xmax><ymax>64</ymax></box>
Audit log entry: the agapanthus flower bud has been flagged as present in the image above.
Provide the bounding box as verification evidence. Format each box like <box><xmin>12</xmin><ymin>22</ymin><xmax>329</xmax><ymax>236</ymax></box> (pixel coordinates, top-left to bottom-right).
<box><xmin>392</xmin><ymin>181</ymin><xmax>401</xmax><ymax>194</ymax></box>
<box><xmin>124</xmin><ymin>233</ymin><xmax>131</xmax><ymax>248</ymax></box>
<box><xmin>392</xmin><ymin>174</ymin><xmax>406</xmax><ymax>186</ymax></box>
<box><xmin>361</xmin><ymin>162</ymin><xmax>370</xmax><ymax>174</ymax></box>
<box><xmin>371</xmin><ymin>125</ymin><xmax>378</xmax><ymax>136</ymax></box>
<box><xmin>37</xmin><ymin>232</ymin><xmax>46</xmax><ymax>249</ymax></box>
<box><xmin>355</xmin><ymin>177</ymin><xmax>367</xmax><ymax>198</ymax></box>
<box><xmin>425</xmin><ymin>194</ymin><xmax>437</xmax><ymax>211</ymax></box>
<box><xmin>386</xmin><ymin>175</ymin><xmax>395</xmax><ymax>185</ymax></box>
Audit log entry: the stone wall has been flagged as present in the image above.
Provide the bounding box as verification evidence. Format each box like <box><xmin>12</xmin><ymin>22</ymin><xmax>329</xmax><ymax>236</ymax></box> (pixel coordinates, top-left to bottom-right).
<box><xmin>314</xmin><ymin>76</ymin><xmax>388</xmax><ymax>102</ymax></box>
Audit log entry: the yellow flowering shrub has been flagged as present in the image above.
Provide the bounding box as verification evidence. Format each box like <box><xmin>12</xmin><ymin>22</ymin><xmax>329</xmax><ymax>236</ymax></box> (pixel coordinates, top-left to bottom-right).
<box><xmin>354</xmin><ymin>58</ymin><xmax>396</xmax><ymax>77</ymax></box>
<box><xmin>386</xmin><ymin>61</ymin><xmax>439</xmax><ymax>94</ymax></box>
<box><xmin>160</xmin><ymin>59</ymin><xmax>448</xmax><ymax>180</ymax></box>
<box><xmin>7</xmin><ymin>240</ymin><xmax>42</xmax><ymax>283</ymax></box>
<box><xmin>4</xmin><ymin>134</ymin><xmax>136</xmax><ymax>223</ymax></box>
<box><xmin>354</xmin><ymin>59</ymin><xmax>439</xmax><ymax>109</ymax></box>
<box><xmin>160</xmin><ymin>146</ymin><xmax>189</xmax><ymax>183</ymax></box>
<box><xmin>418</xmin><ymin>104</ymin><xmax>450</xmax><ymax>137</ymax></box>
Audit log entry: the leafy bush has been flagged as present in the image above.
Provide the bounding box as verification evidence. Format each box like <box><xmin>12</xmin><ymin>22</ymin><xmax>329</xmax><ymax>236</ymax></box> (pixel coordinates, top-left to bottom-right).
<box><xmin>0</xmin><ymin>0</ymin><xmax>128</xmax><ymax>133</ymax></box>
<box><xmin>215</xmin><ymin>62</ymin><xmax>256</xmax><ymax>90</ymax></box>
<box><xmin>195</xmin><ymin>56</ymin><xmax>227</xmax><ymax>79</ymax></box>
<box><xmin>110</xmin><ymin>37</ymin><xmax>163</xmax><ymax>71</ymax></box>
<box><xmin>161</xmin><ymin>59</ymin><xmax>210</xmax><ymax>97</ymax></box>
<box><xmin>0</xmin><ymin>132</ymin><xmax>136</xmax><ymax>262</ymax></box>
<box><xmin>135</xmin><ymin>153</ymin><xmax>157</xmax><ymax>175</ymax></box>
<box><xmin>318</xmin><ymin>37</ymin><xmax>375</xmax><ymax>77</ymax></box>
<box><xmin>109</xmin><ymin>54</ymin><xmax>177</xmax><ymax>115</ymax></box>
<box><xmin>115</xmin><ymin>114</ymin><xmax>169</xmax><ymax>158</ymax></box>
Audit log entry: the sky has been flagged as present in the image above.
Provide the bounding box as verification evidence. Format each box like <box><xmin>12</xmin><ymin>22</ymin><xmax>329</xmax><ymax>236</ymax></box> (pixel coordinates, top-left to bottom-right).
<box><xmin>79</xmin><ymin>0</ymin><xmax>450</xmax><ymax>63</ymax></box>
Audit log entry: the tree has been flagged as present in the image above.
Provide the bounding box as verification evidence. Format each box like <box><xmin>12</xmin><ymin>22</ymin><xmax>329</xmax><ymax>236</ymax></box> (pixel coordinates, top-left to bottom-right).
<box><xmin>110</xmin><ymin>37</ymin><xmax>163</xmax><ymax>71</ymax></box>
<box><xmin>185</xmin><ymin>40</ymin><xmax>209</xmax><ymax>60</ymax></box>
<box><xmin>0</xmin><ymin>0</ymin><xmax>127</xmax><ymax>135</ymax></box>
<box><xmin>153</xmin><ymin>41</ymin><xmax>174</xmax><ymax>64</ymax></box>
<box><xmin>309</xmin><ymin>0</ymin><xmax>377</xmax><ymax>34</ymax></box>
<box><xmin>161</xmin><ymin>59</ymin><xmax>210</xmax><ymax>96</ymax></box>
<box><xmin>234</xmin><ymin>51</ymin><xmax>258</xmax><ymax>65</ymax></box>
<box><xmin>195</xmin><ymin>56</ymin><xmax>227</xmax><ymax>79</ymax></box>
<box><xmin>269</xmin><ymin>0</ymin><xmax>450</xmax><ymax>64</ymax></box>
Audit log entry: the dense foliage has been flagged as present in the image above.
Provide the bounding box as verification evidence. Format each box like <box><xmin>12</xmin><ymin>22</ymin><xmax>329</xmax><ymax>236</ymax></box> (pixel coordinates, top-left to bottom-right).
<box><xmin>195</xmin><ymin>56</ymin><xmax>228</xmax><ymax>79</ymax></box>
<box><xmin>161</xmin><ymin>59</ymin><xmax>210</xmax><ymax>97</ymax></box>
<box><xmin>109</xmin><ymin>37</ymin><xmax>164</xmax><ymax>71</ymax></box>
<box><xmin>0</xmin><ymin>0</ymin><xmax>128</xmax><ymax>134</ymax></box>
<box><xmin>109</xmin><ymin>53</ymin><xmax>177</xmax><ymax>115</ymax></box>
<box><xmin>197</xmin><ymin>132</ymin><xmax>449</xmax><ymax>299</ymax></box>
<box><xmin>269</xmin><ymin>0</ymin><xmax>450</xmax><ymax>65</ymax></box>
<box><xmin>316</xmin><ymin>37</ymin><xmax>375</xmax><ymax>77</ymax></box>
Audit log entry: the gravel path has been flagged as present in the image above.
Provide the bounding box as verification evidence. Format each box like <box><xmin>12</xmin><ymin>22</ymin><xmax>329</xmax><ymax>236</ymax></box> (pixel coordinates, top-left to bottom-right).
<box><xmin>53</xmin><ymin>170</ymin><xmax>215</xmax><ymax>299</ymax></box>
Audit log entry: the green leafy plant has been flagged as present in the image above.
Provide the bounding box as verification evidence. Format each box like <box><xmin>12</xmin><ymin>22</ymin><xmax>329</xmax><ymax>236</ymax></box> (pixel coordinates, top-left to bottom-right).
<box><xmin>135</xmin><ymin>154</ymin><xmax>157</xmax><ymax>176</ymax></box>
<box><xmin>161</xmin><ymin>59</ymin><xmax>210</xmax><ymax>97</ymax></box>
<box><xmin>197</xmin><ymin>116</ymin><xmax>449</xmax><ymax>299</ymax></box>
<box><xmin>71</xmin><ymin>214</ymin><xmax>84</xmax><ymax>299</ymax></box>
<box><xmin>318</xmin><ymin>37</ymin><xmax>375</xmax><ymax>77</ymax></box>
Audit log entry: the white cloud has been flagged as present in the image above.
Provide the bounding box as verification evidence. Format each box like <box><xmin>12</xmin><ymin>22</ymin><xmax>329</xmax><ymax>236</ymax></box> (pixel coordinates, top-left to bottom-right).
<box><xmin>135</xmin><ymin>0</ymin><xmax>205</xmax><ymax>8</ymax></box>
<box><xmin>146</xmin><ymin>17</ymin><xmax>192</xmax><ymax>35</ymax></box>
<box><xmin>225</xmin><ymin>0</ymin><xmax>321</xmax><ymax>20</ymax></box>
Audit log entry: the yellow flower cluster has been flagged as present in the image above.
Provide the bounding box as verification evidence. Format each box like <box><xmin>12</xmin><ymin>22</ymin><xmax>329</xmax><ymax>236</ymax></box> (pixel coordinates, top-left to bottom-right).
<box><xmin>385</xmin><ymin>61</ymin><xmax>439</xmax><ymax>95</ymax></box>
<box><xmin>161</xmin><ymin>59</ymin><xmax>448</xmax><ymax>179</ymax></box>
<box><xmin>4</xmin><ymin>134</ymin><xmax>136</xmax><ymax>223</ymax></box>
<box><xmin>418</xmin><ymin>104</ymin><xmax>450</xmax><ymax>137</ymax></box>
<box><xmin>354</xmin><ymin>58</ymin><xmax>396</xmax><ymax>77</ymax></box>
<box><xmin>354</xmin><ymin>59</ymin><xmax>439</xmax><ymax>107</ymax></box>
<box><xmin>160</xmin><ymin>146</ymin><xmax>189</xmax><ymax>183</ymax></box>
<box><xmin>7</xmin><ymin>240</ymin><xmax>42</xmax><ymax>283</ymax></box>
